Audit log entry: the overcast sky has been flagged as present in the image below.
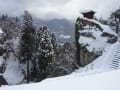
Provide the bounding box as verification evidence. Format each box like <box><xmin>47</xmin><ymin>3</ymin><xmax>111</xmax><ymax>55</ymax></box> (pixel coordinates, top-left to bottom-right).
<box><xmin>0</xmin><ymin>0</ymin><xmax>120</xmax><ymax>21</ymax></box>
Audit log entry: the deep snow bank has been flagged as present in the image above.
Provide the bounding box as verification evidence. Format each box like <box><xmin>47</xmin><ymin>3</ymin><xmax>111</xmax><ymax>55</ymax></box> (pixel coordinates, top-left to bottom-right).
<box><xmin>1</xmin><ymin>69</ymin><xmax>120</xmax><ymax>90</ymax></box>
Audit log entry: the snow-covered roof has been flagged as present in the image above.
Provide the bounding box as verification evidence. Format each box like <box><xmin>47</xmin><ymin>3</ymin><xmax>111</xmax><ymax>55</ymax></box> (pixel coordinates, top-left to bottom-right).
<box><xmin>0</xmin><ymin>27</ymin><xmax>3</xmax><ymax>34</ymax></box>
<box><xmin>80</xmin><ymin>9</ymin><xmax>95</xmax><ymax>14</ymax></box>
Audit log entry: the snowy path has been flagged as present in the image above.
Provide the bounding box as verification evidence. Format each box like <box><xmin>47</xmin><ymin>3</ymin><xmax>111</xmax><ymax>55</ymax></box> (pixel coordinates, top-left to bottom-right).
<box><xmin>110</xmin><ymin>41</ymin><xmax>120</xmax><ymax>69</ymax></box>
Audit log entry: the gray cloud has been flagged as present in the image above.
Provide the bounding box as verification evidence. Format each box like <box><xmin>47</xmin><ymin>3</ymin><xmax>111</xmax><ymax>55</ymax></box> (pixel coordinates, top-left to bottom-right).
<box><xmin>0</xmin><ymin>0</ymin><xmax>119</xmax><ymax>20</ymax></box>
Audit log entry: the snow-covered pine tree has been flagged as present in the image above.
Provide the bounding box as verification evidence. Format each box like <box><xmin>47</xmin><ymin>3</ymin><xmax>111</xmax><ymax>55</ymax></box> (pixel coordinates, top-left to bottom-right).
<box><xmin>19</xmin><ymin>10</ymin><xmax>35</xmax><ymax>83</ymax></box>
<box><xmin>47</xmin><ymin>42</ymin><xmax>76</xmax><ymax>77</ymax></box>
<box><xmin>109</xmin><ymin>8</ymin><xmax>120</xmax><ymax>34</ymax></box>
<box><xmin>35</xmin><ymin>26</ymin><xmax>54</xmax><ymax>81</ymax></box>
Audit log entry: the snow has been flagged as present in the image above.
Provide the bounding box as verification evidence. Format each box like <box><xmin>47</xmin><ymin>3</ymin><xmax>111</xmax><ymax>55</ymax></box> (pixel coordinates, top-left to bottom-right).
<box><xmin>79</xmin><ymin>18</ymin><xmax>117</xmax><ymax>53</ymax></box>
<box><xmin>1</xmin><ymin>69</ymin><xmax>120</xmax><ymax>90</ymax></box>
<box><xmin>3</xmin><ymin>53</ymin><xmax>24</xmax><ymax>85</ymax></box>
<box><xmin>1</xmin><ymin>40</ymin><xmax>120</xmax><ymax>89</ymax></box>
<box><xmin>76</xmin><ymin>17</ymin><xmax>120</xmax><ymax>74</ymax></box>
<box><xmin>80</xmin><ymin>17</ymin><xmax>116</xmax><ymax>35</ymax></box>
<box><xmin>79</xmin><ymin>28</ymin><xmax>110</xmax><ymax>53</ymax></box>
<box><xmin>79</xmin><ymin>30</ymin><xmax>109</xmax><ymax>52</ymax></box>
<box><xmin>0</xmin><ymin>38</ymin><xmax>24</xmax><ymax>85</ymax></box>
<box><xmin>1</xmin><ymin>41</ymin><xmax>120</xmax><ymax>89</ymax></box>
<box><xmin>0</xmin><ymin>27</ymin><xmax>3</xmax><ymax>34</ymax></box>
<box><xmin>0</xmin><ymin>56</ymin><xmax>4</xmax><ymax>67</ymax></box>
<box><xmin>74</xmin><ymin>41</ymin><xmax>120</xmax><ymax>74</ymax></box>
<box><xmin>59</xmin><ymin>34</ymin><xmax>71</xmax><ymax>39</ymax></box>
<box><xmin>78</xmin><ymin>17</ymin><xmax>119</xmax><ymax>72</ymax></box>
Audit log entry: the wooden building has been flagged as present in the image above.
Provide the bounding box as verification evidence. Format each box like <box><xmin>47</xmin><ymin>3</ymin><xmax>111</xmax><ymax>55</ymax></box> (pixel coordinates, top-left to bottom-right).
<box><xmin>81</xmin><ymin>10</ymin><xmax>95</xmax><ymax>19</ymax></box>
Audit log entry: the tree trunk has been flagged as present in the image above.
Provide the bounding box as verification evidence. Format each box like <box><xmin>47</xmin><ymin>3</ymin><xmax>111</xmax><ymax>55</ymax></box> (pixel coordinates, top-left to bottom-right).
<box><xmin>27</xmin><ymin>59</ymin><xmax>29</xmax><ymax>83</ymax></box>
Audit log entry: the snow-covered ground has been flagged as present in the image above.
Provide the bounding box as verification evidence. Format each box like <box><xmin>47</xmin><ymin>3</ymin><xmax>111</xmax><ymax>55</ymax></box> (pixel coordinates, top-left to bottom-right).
<box><xmin>74</xmin><ymin>41</ymin><xmax>120</xmax><ymax>74</ymax></box>
<box><xmin>59</xmin><ymin>34</ymin><xmax>71</xmax><ymax>39</ymax></box>
<box><xmin>3</xmin><ymin>53</ymin><xmax>24</xmax><ymax>85</ymax></box>
<box><xmin>0</xmin><ymin>27</ymin><xmax>3</xmax><ymax>34</ymax></box>
<box><xmin>0</xmin><ymin>37</ymin><xmax>24</xmax><ymax>85</ymax></box>
<box><xmin>1</xmin><ymin>69</ymin><xmax>120</xmax><ymax>90</ymax></box>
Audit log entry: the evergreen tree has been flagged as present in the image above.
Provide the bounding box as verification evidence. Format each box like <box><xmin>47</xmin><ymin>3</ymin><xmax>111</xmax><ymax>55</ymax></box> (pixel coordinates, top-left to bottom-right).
<box><xmin>109</xmin><ymin>8</ymin><xmax>120</xmax><ymax>34</ymax></box>
<box><xmin>19</xmin><ymin>10</ymin><xmax>35</xmax><ymax>83</ymax></box>
<box><xmin>35</xmin><ymin>26</ymin><xmax>54</xmax><ymax>81</ymax></box>
<box><xmin>47</xmin><ymin>42</ymin><xmax>76</xmax><ymax>77</ymax></box>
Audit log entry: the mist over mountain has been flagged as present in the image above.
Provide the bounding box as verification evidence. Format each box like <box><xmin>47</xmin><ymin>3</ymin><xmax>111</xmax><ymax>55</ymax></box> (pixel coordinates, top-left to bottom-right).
<box><xmin>33</xmin><ymin>17</ymin><xmax>75</xmax><ymax>43</ymax></box>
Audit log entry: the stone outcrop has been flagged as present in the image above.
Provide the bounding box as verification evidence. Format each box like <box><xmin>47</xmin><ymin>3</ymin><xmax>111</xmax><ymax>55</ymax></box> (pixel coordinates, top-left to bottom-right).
<box><xmin>75</xmin><ymin>17</ymin><xmax>118</xmax><ymax>67</ymax></box>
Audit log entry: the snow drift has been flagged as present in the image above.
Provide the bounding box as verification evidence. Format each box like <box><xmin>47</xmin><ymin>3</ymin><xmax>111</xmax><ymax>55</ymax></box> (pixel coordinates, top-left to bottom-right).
<box><xmin>1</xmin><ymin>69</ymin><xmax>120</xmax><ymax>90</ymax></box>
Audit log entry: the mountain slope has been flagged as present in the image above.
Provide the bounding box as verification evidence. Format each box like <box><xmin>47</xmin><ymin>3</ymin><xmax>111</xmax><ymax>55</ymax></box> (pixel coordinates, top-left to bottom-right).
<box><xmin>33</xmin><ymin>18</ymin><xmax>74</xmax><ymax>42</ymax></box>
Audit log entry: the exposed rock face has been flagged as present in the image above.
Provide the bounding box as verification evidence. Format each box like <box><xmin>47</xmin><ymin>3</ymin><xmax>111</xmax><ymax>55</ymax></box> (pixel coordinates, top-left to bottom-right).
<box><xmin>101</xmin><ymin>32</ymin><xmax>118</xmax><ymax>44</ymax></box>
<box><xmin>0</xmin><ymin>47</ymin><xmax>5</xmax><ymax>56</ymax></box>
<box><xmin>79</xmin><ymin>32</ymin><xmax>96</xmax><ymax>39</ymax></box>
<box><xmin>79</xmin><ymin>46</ymin><xmax>100</xmax><ymax>66</ymax></box>
<box><xmin>75</xmin><ymin>17</ymin><xmax>118</xmax><ymax>67</ymax></box>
